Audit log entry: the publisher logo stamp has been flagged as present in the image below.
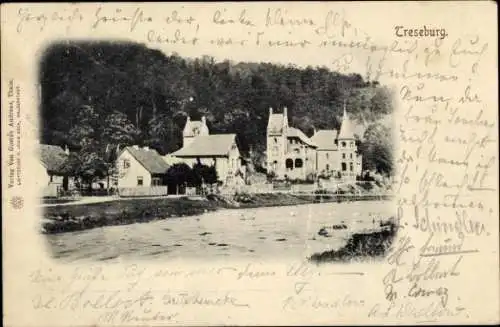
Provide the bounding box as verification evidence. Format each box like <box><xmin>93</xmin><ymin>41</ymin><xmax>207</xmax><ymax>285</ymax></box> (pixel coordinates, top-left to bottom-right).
<box><xmin>10</xmin><ymin>196</ymin><xmax>24</xmax><ymax>210</ymax></box>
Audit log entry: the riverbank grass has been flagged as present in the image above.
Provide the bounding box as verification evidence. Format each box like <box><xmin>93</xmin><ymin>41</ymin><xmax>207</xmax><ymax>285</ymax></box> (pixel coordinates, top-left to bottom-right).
<box><xmin>42</xmin><ymin>197</ymin><xmax>220</xmax><ymax>234</ymax></box>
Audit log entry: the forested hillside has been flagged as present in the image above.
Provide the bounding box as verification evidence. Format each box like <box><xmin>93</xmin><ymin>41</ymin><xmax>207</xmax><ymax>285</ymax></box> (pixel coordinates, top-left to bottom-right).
<box><xmin>40</xmin><ymin>41</ymin><xmax>394</xmax><ymax>175</ymax></box>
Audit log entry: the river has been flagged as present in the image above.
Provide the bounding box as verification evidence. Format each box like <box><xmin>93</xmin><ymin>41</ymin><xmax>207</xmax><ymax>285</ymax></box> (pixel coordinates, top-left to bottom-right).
<box><xmin>46</xmin><ymin>200</ymin><xmax>395</xmax><ymax>262</ymax></box>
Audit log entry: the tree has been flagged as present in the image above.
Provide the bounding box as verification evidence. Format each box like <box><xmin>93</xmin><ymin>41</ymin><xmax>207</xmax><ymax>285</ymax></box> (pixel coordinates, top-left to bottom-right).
<box><xmin>62</xmin><ymin>151</ymin><xmax>107</xmax><ymax>193</ymax></box>
<box><xmin>40</xmin><ymin>40</ymin><xmax>396</xmax><ymax>174</ymax></box>
<box><xmin>68</xmin><ymin>105</ymin><xmax>100</xmax><ymax>150</ymax></box>
<box><xmin>370</xmin><ymin>86</ymin><xmax>393</xmax><ymax>118</ymax></box>
<box><xmin>358</xmin><ymin>122</ymin><xmax>394</xmax><ymax>175</ymax></box>
<box><xmin>102</xmin><ymin>111</ymin><xmax>140</xmax><ymax>146</ymax></box>
<box><xmin>192</xmin><ymin>162</ymin><xmax>218</xmax><ymax>186</ymax></box>
<box><xmin>164</xmin><ymin>163</ymin><xmax>194</xmax><ymax>194</ymax></box>
<box><xmin>145</xmin><ymin>114</ymin><xmax>180</xmax><ymax>154</ymax></box>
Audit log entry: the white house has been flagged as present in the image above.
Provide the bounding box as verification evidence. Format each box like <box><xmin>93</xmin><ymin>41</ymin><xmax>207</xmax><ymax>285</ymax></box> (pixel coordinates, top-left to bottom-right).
<box><xmin>116</xmin><ymin>146</ymin><xmax>170</xmax><ymax>188</ymax></box>
<box><xmin>38</xmin><ymin>144</ymin><xmax>70</xmax><ymax>197</ymax></box>
<box><xmin>169</xmin><ymin>116</ymin><xmax>243</xmax><ymax>184</ymax></box>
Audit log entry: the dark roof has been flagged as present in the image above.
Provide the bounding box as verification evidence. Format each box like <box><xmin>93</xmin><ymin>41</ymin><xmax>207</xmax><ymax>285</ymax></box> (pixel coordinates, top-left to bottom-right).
<box><xmin>172</xmin><ymin>134</ymin><xmax>237</xmax><ymax>157</ymax></box>
<box><xmin>39</xmin><ymin>144</ymin><xmax>68</xmax><ymax>174</ymax></box>
<box><xmin>311</xmin><ymin>130</ymin><xmax>338</xmax><ymax>150</ymax></box>
<box><xmin>124</xmin><ymin>146</ymin><xmax>170</xmax><ymax>174</ymax></box>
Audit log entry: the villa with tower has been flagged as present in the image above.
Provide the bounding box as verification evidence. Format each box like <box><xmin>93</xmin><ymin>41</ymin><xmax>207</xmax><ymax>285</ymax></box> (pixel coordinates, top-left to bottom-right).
<box><xmin>167</xmin><ymin>115</ymin><xmax>243</xmax><ymax>185</ymax></box>
<box><xmin>266</xmin><ymin>105</ymin><xmax>362</xmax><ymax>181</ymax></box>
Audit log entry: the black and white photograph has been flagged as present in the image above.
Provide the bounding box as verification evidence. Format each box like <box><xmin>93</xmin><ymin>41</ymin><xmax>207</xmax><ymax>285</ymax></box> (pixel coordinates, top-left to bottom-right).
<box><xmin>3</xmin><ymin>2</ymin><xmax>499</xmax><ymax>326</ymax></box>
<box><xmin>38</xmin><ymin>40</ymin><xmax>396</xmax><ymax>263</ymax></box>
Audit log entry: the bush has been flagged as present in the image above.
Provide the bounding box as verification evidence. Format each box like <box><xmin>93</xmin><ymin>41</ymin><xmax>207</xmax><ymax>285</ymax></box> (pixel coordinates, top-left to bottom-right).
<box><xmin>310</xmin><ymin>218</ymin><xmax>398</xmax><ymax>263</ymax></box>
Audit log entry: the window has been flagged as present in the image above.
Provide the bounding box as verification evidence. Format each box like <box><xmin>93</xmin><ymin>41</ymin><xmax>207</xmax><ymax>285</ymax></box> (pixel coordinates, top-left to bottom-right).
<box><xmin>342</xmin><ymin>163</ymin><xmax>347</xmax><ymax>171</ymax></box>
<box><xmin>137</xmin><ymin>176</ymin><xmax>144</xmax><ymax>186</ymax></box>
<box><xmin>350</xmin><ymin>153</ymin><xmax>353</xmax><ymax>159</ymax></box>
<box><xmin>49</xmin><ymin>175</ymin><xmax>53</xmax><ymax>183</ymax></box>
<box><xmin>123</xmin><ymin>159</ymin><xmax>131</xmax><ymax>169</ymax></box>
<box><xmin>350</xmin><ymin>163</ymin><xmax>354</xmax><ymax>171</ymax></box>
<box><xmin>286</xmin><ymin>159</ymin><xmax>294</xmax><ymax>169</ymax></box>
<box><xmin>274</xmin><ymin>137</ymin><xmax>278</xmax><ymax>143</ymax></box>
<box><xmin>294</xmin><ymin>148</ymin><xmax>300</xmax><ymax>154</ymax></box>
<box><xmin>341</xmin><ymin>141</ymin><xmax>346</xmax><ymax>147</ymax></box>
<box><xmin>326</xmin><ymin>153</ymin><xmax>329</xmax><ymax>160</ymax></box>
<box><xmin>295</xmin><ymin>159</ymin><xmax>303</xmax><ymax>168</ymax></box>
<box><xmin>342</xmin><ymin>153</ymin><xmax>346</xmax><ymax>159</ymax></box>
<box><xmin>326</xmin><ymin>164</ymin><xmax>330</xmax><ymax>171</ymax></box>
<box><xmin>152</xmin><ymin>178</ymin><xmax>161</xmax><ymax>186</ymax></box>
<box><xmin>273</xmin><ymin>161</ymin><xmax>278</xmax><ymax>170</ymax></box>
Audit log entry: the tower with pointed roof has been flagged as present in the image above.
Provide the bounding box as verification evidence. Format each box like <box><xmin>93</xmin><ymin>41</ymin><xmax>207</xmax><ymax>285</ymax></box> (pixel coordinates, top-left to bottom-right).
<box><xmin>337</xmin><ymin>101</ymin><xmax>359</xmax><ymax>180</ymax></box>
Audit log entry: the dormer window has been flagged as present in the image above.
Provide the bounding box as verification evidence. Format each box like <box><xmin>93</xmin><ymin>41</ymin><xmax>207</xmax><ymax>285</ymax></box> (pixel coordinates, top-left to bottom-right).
<box><xmin>341</xmin><ymin>141</ymin><xmax>346</xmax><ymax>147</ymax></box>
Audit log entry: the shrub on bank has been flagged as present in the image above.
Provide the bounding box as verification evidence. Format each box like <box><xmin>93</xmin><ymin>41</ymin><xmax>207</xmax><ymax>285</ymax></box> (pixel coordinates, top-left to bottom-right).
<box><xmin>309</xmin><ymin>218</ymin><xmax>398</xmax><ymax>263</ymax></box>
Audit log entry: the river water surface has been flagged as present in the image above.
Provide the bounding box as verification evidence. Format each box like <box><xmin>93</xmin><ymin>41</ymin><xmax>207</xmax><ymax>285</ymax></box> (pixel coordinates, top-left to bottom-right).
<box><xmin>46</xmin><ymin>200</ymin><xmax>395</xmax><ymax>262</ymax></box>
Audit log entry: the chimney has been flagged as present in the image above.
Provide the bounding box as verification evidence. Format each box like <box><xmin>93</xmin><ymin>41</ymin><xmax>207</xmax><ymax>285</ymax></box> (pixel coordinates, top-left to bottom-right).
<box><xmin>269</xmin><ymin>107</ymin><xmax>273</xmax><ymax>115</ymax></box>
<box><xmin>64</xmin><ymin>145</ymin><xmax>70</xmax><ymax>155</ymax></box>
<box><xmin>283</xmin><ymin>107</ymin><xmax>288</xmax><ymax>117</ymax></box>
<box><xmin>201</xmin><ymin>116</ymin><xmax>206</xmax><ymax>124</ymax></box>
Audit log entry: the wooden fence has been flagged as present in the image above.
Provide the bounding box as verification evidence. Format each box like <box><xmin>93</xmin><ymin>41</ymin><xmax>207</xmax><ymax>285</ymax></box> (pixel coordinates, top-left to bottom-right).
<box><xmin>118</xmin><ymin>186</ymin><xmax>169</xmax><ymax>197</ymax></box>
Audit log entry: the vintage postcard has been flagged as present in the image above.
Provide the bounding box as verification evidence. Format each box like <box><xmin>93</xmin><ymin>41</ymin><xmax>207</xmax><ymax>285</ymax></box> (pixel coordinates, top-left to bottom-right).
<box><xmin>2</xmin><ymin>1</ymin><xmax>498</xmax><ymax>325</ymax></box>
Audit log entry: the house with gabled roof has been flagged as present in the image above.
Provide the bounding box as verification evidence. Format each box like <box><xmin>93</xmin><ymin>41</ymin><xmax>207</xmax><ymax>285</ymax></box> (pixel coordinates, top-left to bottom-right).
<box><xmin>169</xmin><ymin>116</ymin><xmax>243</xmax><ymax>185</ymax></box>
<box><xmin>116</xmin><ymin>145</ymin><xmax>170</xmax><ymax>188</ymax></box>
<box><xmin>267</xmin><ymin>104</ymin><xmax>362</xmax><ymax>181</ymax></box>
<box><xmin>266</xmin><ymin>107</ymin><xmax>318</xmax><ymax>180</ymax></box>
<box><xmin>37</xmin><ymin>143</ymin><xmax>70</xmax><ymax>197</ymax></box>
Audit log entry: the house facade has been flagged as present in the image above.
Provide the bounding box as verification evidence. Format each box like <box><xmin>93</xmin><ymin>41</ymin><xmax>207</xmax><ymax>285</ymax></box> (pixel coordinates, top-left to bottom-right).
<box><xmin>311</xmin><ymin>129</ymin><xmax>340</xmax><ymax>176</ymax></box>
<box><xmin>266</xmin><ymin>107</ymin><xmax>318</xmax><ymax>180</ymax></box>
<box><xmin>266</xmin><ymin>106</ymin><xmax>362</xmax><ymax>181</ymax></box>
<box><xmin>116</xmin><ymin>146</ymin><xmax>170</xmax><ymax>188</ymax></box>
<box><xmin>38</xmin><ymin>144</ymin><xmax>71</xmax><ymax>197</ymax></box>
<box><xmin>169</xmin><ymin>116</ymin><xmax>242</xmax><ymax>184</ymax></box>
